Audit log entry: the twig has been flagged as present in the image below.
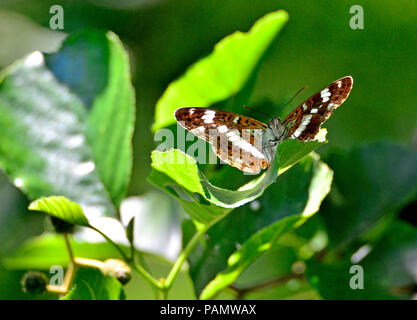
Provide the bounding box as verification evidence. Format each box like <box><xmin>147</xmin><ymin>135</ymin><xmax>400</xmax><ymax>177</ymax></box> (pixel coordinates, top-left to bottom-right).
<box><xmin>63</xmin><ymin>233</ymin><xmax>75</xmax><ymax>264</ymax></box>
<box><xmin>162</xmin><ymin>213</ymin><xmax>226</xmax><ymax>298</ymax></box>
<box><xmin>229</xmin><ymin>273</ymin><xmax>305</xmax><ymax>299</ymax></box>
<box><xmin>89</xmin><ymin>225</ymin><xmax>162</xmax><ymax>290</ymax></box>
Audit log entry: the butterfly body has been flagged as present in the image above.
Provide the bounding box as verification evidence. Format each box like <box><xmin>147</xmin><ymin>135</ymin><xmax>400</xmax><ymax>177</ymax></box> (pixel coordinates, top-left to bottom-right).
<box><xmin>261</xmin><ymin>118</ymin><xmax>288</xmax><ymax>163</ymax></box>
<box><xmin>175</xmin><ymin>76</ymin><xmax>353</xmax><ymax>174</ymax></box>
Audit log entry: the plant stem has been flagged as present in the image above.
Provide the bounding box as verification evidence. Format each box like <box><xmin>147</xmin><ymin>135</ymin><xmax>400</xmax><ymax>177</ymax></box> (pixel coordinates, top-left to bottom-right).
<box><xmin>89</xmin><ymin>226</ymin><xmax>130</xmax><ymax>261</ymax></box>
<box><xmin>162</xmin><ymin>214</ymin><xmax>225</xmax><ymax>295</ymax></box>
<box><xmin>157</xmin><ymin>282</ymin><xmax>168</xmax><ymax>300</ymax></box>
<box><xmin>63</xmin><ymin>233</ymin><xmax>75</xmax><ymax>264</ymax></box>
<box><xmin>129</xmin><ymin>262</ymin><xmax>162</xmax><ymax>290</ymax></box>
<box><xmin>89</xmin><ymin>225</ymin><xmax>162</xmax><ymax>290</ymax></box>
<box><xmin>229</xmin><ymin>273</ymin><xmax>305</xmax><ymax>299</ymax></box>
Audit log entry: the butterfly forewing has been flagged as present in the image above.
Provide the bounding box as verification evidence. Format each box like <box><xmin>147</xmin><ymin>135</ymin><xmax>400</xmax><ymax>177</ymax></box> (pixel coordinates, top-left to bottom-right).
<box><xmin>175</xmin><ymin>108</ymin><xmax>269</xmax><ymax>173</ymax></box>
<box><xmin>283</xmin><ymin>76</ymin><xmax>353</xmax><ymax>141</ymax></box>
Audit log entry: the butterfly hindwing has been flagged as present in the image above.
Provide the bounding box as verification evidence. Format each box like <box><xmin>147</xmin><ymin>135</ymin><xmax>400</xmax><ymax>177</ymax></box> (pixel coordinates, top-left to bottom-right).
<box><xmin>283</xmin><ymin>76</ymin><xmax>353</xmax><ymax>141</ymax></box>
<box><xmin>175</xmin><ymin>108</ymin><xmax>268</xmax><ymax>173</ymax></box>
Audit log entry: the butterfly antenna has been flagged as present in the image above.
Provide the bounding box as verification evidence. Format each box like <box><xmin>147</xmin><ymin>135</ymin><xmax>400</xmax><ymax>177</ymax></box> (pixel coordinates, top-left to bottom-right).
<box><xmin>243</xmin><ymin>105</ymin><xmax>272</xmax><ymax>118</ymax></box>
<box><xmin>274</xmin><ymin>85</ymin><xmax>307</xmax><ymax>117</ymax></box>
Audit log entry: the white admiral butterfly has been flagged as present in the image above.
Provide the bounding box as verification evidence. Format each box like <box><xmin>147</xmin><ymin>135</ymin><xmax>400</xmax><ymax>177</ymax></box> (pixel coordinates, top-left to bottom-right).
<box><xmin>175</xmin><ymin>76</ymin><xmax>353</xmax><ymax>174</ymax></box>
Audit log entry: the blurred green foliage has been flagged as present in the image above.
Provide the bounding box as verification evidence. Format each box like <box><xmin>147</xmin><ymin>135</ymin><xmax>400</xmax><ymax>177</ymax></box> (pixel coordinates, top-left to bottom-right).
<box><xmin>0</xmin><ymin>0</ymin><xmax>416</xmax><ymax>300</ymax></box>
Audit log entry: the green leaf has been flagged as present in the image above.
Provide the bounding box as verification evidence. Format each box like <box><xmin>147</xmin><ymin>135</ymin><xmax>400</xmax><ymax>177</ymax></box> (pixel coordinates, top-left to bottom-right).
<box><xmin>61</xmin><ymin>266</ymin><xmax>125</xmax><ymax>300</ymax></box>
<box><xmin>47</xmin><ymin>30</ymin><xmax>135</xmax><ymax>208</ymax></box>
<box><xmin>183</xmin><ymin>154</ymin><xmax>333</xmax><ymax>299</ymax></box>
<box><xmin>321</xmin><ymin>142</ymin><xmax>417</xmax><ymax>248</ymax></box>
<box><xmin>0</xmin><ymin>30</ymin><xmax>135</xmax><ymax>216</ymax></box>
<box><xmin>199</xmin><ymin>216</ymin><xmax>302</xmax><ymax>299</ymax></box>
<box><xmin>85</xmin><ymin>32</ymin><xmax>135</xmax><ymax>208</ymax></box>
<box><xmin>126</xmin><ymin>217</ymin><xmax>135</xmax><ymax>245</ymax></box>
<box><xmin>0</xmin><ymin>173</ymin><xmax>44</xmax><ymax>256</ymax></box>
<box><xmin>307</xmin><ymin>221</ymin><xmax>417</xmax><ymax>299</ymax></box>
<box><xmin>4</xmin><ymin>192</ymin><xmax>182</xmax><ymax>269</ymax></box>
<box><xmin>152</xmin><ymin>10</ymin><xmax>289</xmax><ymax>131</ymax></box>
<box><xmin>148</xmin><ymin>135</ymin><xmax>325</xmax><ymax>223</ymax></box>
<box><xmin>28</xmin><ymin>196</ymin><xmax>89</xmax><ymax>227</ymax></box>
<box><xmin>44</xmin><ymin>31</ymin><xmax>109</xmax><ymax>107</ymax></box>
<box><xmin>232</xmin><ymin>243</ymin><xmax>321</xmax><ymax>300</ymax></box>
<box><xmin>0</xmin><ymin>51</ymin><xmax>115</xmax><ymax>217</ymax></box>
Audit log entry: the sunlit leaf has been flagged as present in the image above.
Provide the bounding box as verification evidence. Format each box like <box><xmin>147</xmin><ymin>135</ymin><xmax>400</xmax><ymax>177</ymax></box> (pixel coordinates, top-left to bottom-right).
<box><xmin>152</xmin><ymin>10</ymin><xmax>289</xmax><ymax>131</ymax></box>
<box><xmin>0</xmin><ymin>51</ymin><xmax>115</xmax><ymax>217</ymax></box>
<box><xmin>0</xmin><ymin>30</ymin><xmax>135</xmax><ymax>217</ymax></box>
<box><xmin>148</xmin><ymin>135</ymin><xmax>325</xmax><ymax>224</ymax></box>
<box><xmin>85</xmin><ymin>32</ymin><xmax>135</xmax><ymax>208</ymax></box>
<box><xmin>47</xmin><ymin>31</ymin><xmax>136</xmax><ymax>209</ymax></box>
<box><xmin>28</xmin><ymin>196</ymin><xmax>89</xmax><ymax>227</ymax></box>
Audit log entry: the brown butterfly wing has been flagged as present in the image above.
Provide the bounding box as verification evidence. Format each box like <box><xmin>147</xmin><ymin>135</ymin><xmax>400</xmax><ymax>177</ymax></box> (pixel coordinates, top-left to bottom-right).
<box><xmin>175</xmin><ymin>108</ymin><xmax>268</xmax><ymax>174</ymax></box>
<box><xmin>283</xmin><ymin>76</ymin><xmax>353</xmax><ymax>141</ymax></box>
